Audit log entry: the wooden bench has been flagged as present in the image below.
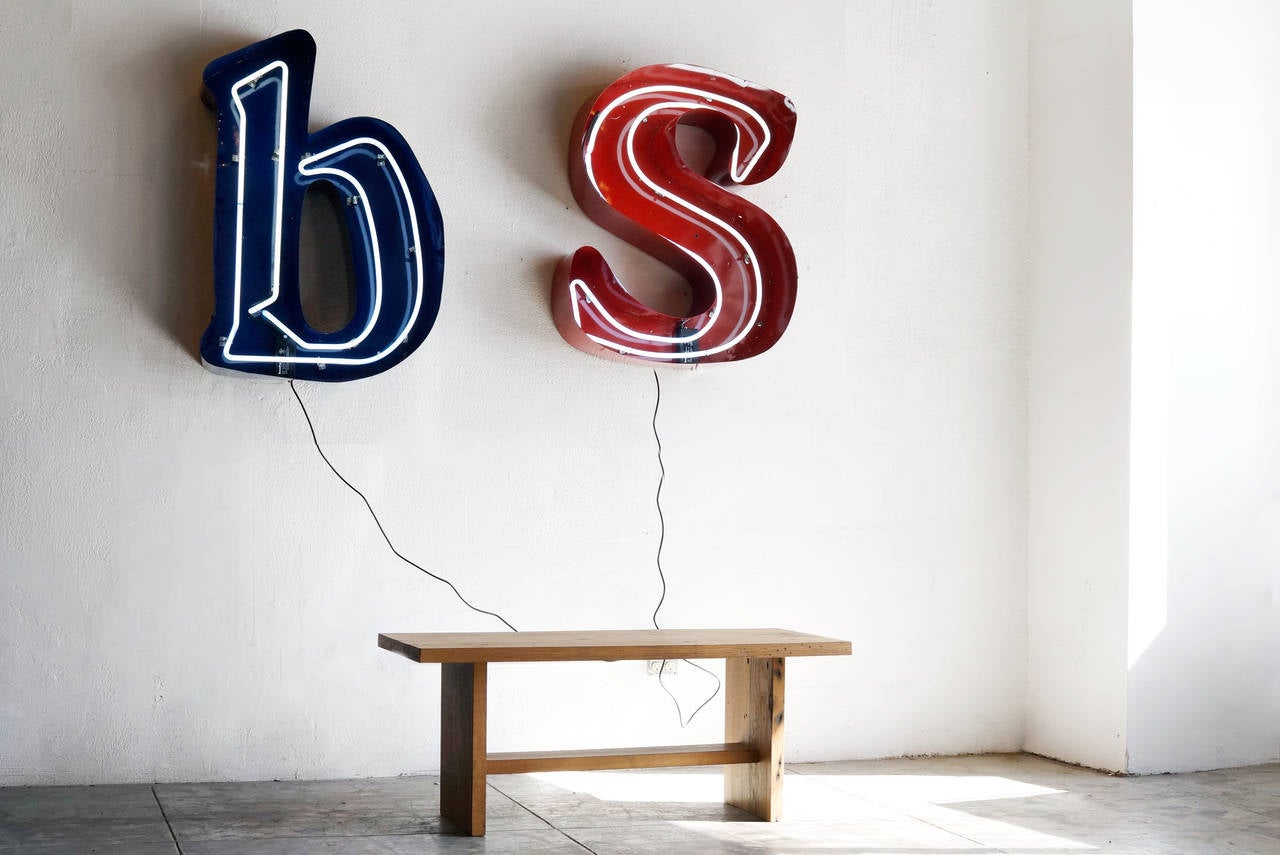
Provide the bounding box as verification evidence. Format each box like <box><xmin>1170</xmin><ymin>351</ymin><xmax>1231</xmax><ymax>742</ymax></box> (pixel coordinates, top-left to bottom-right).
<box><xmin>377</xmin><ymin>628</ymin><xmax>851</xmax><ymax>836</ymax></box>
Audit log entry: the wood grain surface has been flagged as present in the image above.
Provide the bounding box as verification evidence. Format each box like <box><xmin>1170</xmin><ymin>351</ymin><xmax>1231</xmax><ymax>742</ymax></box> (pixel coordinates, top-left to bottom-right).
<box><xmin>378</xmin><ymin>628</ymin><xmax>851</xmax><ymax>663</ymax></box>
<box><xmin>724</xmin><ymin>656</ymin><xmax>786</xmax><ymax>821</ymax></box>
<box><xmin>486</xmin><ymin>742</ymin><xmax>759</xmax><ymax>775</ymax></box>
<box><xmin>440</xmin><ymin>662</ymin><xmax>486</xmax><ymax>836</ymax></box>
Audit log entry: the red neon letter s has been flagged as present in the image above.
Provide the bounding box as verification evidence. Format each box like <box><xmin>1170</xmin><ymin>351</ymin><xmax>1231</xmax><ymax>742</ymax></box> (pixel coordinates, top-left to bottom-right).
<box><xmin>552</xmin><ymin>64</ymin><xmax>798</xmax><ymax>365</ymax></box>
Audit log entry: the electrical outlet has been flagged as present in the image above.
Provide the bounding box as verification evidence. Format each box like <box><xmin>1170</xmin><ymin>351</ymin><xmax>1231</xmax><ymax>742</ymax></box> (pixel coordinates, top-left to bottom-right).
<box><xmin>646</xmin><ymin>659</ymin><xmax>678</xmax><ymax>677</ymax></box>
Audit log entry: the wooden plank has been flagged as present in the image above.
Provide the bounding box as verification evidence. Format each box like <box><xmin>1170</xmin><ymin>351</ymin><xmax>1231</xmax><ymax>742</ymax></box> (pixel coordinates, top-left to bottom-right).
<box><xmin>487</xmin><ymin>742</ymin><xmax>760</xmax><ymax>775</ymax></box>
<box><xmin>440</xmin><ymin>662</ymin><xmax>486</xmax><ymax>836</ymax></box>
<box><xmin>724</xmin><ymin>656</ymin><xmax>784</xmax><ymax>821</ymax></box>
<box><xmin>378</xmin><ymin>628</ymin><xmax>851</xmax><ymax>664</ymax></box>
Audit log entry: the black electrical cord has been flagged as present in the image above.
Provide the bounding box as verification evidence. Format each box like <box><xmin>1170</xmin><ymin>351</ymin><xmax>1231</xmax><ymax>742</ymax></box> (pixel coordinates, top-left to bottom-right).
<box><xmin>649</xmin><ymin>369</ymin><xmax>721</xmax><ymax>728</ymax></box>
<box><xmin>650</xmin><ymin>369</ymin><xmax>669</xmax><ymax>631</ymax></box>
<box><xmin>288</xmin><ymin>379</ymin><xmax>518</xmax><ymax>632</ymax></box>
<box><xmin>289</xmin><ymin>372</ymin><xmax>718</xmax><ymax>725</ymax></box>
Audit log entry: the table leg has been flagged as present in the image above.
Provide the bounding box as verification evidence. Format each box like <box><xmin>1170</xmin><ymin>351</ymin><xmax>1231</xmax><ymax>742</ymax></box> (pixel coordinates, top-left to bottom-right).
<box><xmin>441</xmin><ymin>662</ymin><xmax>487</xmax><ymax>835</ymax></box>
<box><xmin>724</xmin><ymin>656</ymin><xmax>784</xmax><ymax>821</ymax></box>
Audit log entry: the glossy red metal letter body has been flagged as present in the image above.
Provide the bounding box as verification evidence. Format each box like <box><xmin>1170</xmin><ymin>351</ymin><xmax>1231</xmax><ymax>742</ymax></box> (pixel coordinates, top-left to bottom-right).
<box><xmin>552</xmin><ymin>64</ymin><xmax>798</xmax><ymax>365</ymax></box>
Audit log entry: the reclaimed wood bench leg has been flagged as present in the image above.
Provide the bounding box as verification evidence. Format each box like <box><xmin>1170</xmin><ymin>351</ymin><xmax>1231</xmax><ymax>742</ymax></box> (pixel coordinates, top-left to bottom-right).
<box><xmin>441</xmin><ymin>662</ymin><xmax>486</xmax><ymax>836</ymax></box>
<box><xmin>724</xmin><ymin>656</ymin><xmax>784</xmax><ymax>821</ymax></box>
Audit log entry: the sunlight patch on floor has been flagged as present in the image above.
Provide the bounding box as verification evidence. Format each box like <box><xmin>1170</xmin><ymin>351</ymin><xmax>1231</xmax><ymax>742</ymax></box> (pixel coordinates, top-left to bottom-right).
<box><xmin>527</xmin><ymin>770</ymin><xmax>725</xmax><ymax>803</ymax></box>
<box><xmin>811</xmin><ymin>772</ymin><xmax>1065</xmax><ymax>805</ymax></box>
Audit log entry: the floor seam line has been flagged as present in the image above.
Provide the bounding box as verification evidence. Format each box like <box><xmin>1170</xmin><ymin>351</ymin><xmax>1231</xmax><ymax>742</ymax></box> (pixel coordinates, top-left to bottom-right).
<box><xmin>549</xmin><ymin>825</ymin><xmax>601</xmax><ymax>855</ymax></box>
<box><xmin>150</xmin><ymin>784</ymin><xmax>184</xmax><ymax>855</ymax></box>
<box><xmin>488</xmin><ymin>781</ymin><xmax>599</xmax><ymax>853</ymax></box>
<box><xmin>1216</xmin><ymin>795</ymin><xmax>1275</xmax><ymax>820</ymax></box>
<box><xmin>487</xmin><ymin>780</ymin><xmax>557</xmax><ymax>830</ymax></box>
<box><xmin>789</xmin><ymin>765</ymin><xmax>916</xmax><ymax>817</ymax></box>
<box><xmin>790</xmin><ymin>763</ymin><xmax>1006</xmax><ymax>850</ymax></box>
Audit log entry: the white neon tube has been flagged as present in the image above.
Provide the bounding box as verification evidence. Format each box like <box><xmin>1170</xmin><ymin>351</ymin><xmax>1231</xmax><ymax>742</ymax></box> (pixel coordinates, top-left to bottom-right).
<box><xmin>220</xmin><ymin>61</ymin><xmax>425</xmax><ymax>367</ymax></box>
<box><xmin>571</xmin><ymin>74</ymin><xmax>776</xmax><ymax>360</ymax></box>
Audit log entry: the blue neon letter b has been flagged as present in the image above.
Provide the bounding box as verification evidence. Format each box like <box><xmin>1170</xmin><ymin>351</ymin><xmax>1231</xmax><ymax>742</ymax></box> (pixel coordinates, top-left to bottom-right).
<box><xmin>200</xmin><ymin>30</ymin><xmax>444</xmax><ymax>382</ymax></box>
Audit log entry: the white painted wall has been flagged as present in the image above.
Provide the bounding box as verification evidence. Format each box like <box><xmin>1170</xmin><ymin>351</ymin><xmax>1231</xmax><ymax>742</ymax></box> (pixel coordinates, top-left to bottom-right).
<box><xmin>0</xmin><ymin>1</ymin><xmax>1030</xmax><ymax>785</ymax></box>
<box><xmin>1127</xmin><ymin>0</ymin><xmax>1280</xmax><ymax>773</ymax></box>
<box><xmin>1025</xmin><ymin>0</ymin><xmax>1133</xmax><ymax>774</ymax></box>
<box><xmin>1027</xmin><ymin>0</ymin><xmax>1280</xmax><ymax>775</ymax></box>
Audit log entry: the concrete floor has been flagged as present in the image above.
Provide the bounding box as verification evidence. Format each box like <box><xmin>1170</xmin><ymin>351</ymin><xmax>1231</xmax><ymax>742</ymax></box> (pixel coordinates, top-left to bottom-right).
<box><xmin>1</xmin><ymin>753</ymin><xmax>1278</xmax><ymax>854</ymax></box>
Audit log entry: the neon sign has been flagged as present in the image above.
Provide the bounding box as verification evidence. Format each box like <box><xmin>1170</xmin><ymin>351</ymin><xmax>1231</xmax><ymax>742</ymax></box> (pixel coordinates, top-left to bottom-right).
<box><xmin>200</xmin><ymin>30</ymin><xmax>444</xmax><ymax>381</ymax></box>
<box><xmin>552</xmin><ymin>64</ymin><xmax>798</xmax><ymax>365</ymax></box>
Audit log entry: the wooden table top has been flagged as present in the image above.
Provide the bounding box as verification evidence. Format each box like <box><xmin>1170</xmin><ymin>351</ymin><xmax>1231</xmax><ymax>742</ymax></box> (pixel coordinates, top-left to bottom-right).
<box><xmin>377</xmin><ymin>628</ymin><xmax>851</xmax><ymax>664</ymax></box>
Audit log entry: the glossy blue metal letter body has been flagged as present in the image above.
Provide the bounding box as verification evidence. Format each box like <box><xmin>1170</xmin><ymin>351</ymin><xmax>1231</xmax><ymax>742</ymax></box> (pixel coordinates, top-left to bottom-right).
<box><xmin>200</xmin><ymin>30</ymin><xmax>444</xmax><ymax>381</ymax></box>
